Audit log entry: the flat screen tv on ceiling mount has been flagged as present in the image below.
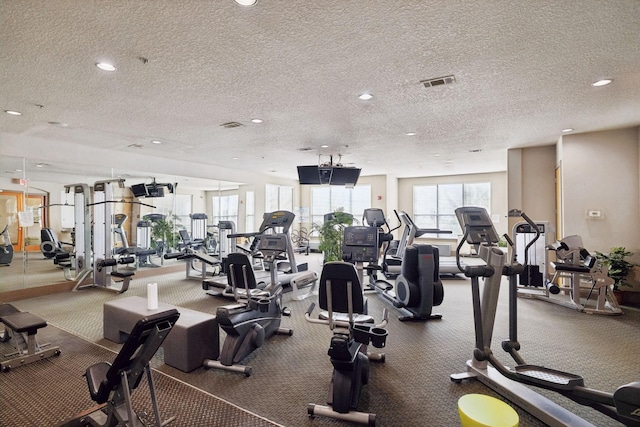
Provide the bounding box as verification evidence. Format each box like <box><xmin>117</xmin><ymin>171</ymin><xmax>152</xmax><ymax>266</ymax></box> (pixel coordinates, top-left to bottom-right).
<box><xmin>296</xmin><ymin>165</ymin><xmax>361</xmax><ymax>186</ymax></box>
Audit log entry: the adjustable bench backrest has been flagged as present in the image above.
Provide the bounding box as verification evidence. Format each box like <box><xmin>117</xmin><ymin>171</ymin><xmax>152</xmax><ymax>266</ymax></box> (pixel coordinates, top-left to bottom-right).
<box><xmin>319</xmin><ymin>261</ymin><xmax>366</xmax><ymax>316</ymax></box>
<box><xmin>88</xmin><ymin>309</ymin><xmax>180</xmax><ymax>404</ymax></box>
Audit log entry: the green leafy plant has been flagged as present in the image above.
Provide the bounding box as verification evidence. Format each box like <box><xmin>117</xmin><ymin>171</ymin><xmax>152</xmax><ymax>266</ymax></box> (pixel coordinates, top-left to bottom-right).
<box><xmin>596</xmin><ymin>247</ymin><xmax>633</xmax><ymax>291</ymax></box>
<box><xmin>312</xmin><ymin>210</ymin><xmax>354</xmax><ymax>263</ymax></box>
<box><xmin>147</xmin><ymin>213</ymin><xmax>183</xmax><ymax>252</ymax></box>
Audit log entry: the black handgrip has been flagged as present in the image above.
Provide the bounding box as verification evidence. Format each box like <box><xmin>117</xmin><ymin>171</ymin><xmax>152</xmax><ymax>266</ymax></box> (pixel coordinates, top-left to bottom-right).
<box><xmin>520</xmin><ymin>212</ymin><xmax>541</xmax><ymax>265</ymax></box>
<box><xmin>118</xmin><ymin>256</ymin><xmax>135</xmax><ymax>264</ymax></box>
<box><xmin>163</xmin><ymin>252</ymin><xmax>183</xmax><ymax>259</ymax></box>
<box><xmin>503</xmin><ymin>234</ymin><xmax>514</xmax><ymax>248</ymax></box>
<box><xmin>305</xmin><ymin>303</ymin><xmax>316</xmax><ymax>316</ymax></box>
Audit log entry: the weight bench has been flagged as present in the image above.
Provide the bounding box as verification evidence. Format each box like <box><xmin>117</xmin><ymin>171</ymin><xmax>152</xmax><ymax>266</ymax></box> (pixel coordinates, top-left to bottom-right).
<box><xmin>0</xmin><ymin>303</ymin><xmax>61</xmax><ymax>372</ymax></box>
<box><xmin>61</xmin><ymin>310</ymin><xmax>180</xmax><ymax>427</ymax></box>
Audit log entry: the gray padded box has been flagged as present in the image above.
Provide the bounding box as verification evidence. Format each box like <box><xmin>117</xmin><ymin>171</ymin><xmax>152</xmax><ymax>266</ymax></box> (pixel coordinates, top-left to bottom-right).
<box><xmin>103</xmin><ymin>296</ymin><xmax>218</xmax><ymax>372</ymax></box>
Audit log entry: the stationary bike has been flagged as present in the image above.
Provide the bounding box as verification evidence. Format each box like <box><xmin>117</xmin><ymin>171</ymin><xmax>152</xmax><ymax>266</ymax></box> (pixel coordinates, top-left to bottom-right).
<box><xmin>203</xmin><ymin>233</ymin><xmax>292</xmax><ymax>376</ymax></box>
<box><xmin>305</xmin><ymin>260</ymin><xmax>389</xmax><ymax>426</ymax></box>
<box><xmin>450</xmin><ymin>206</ymin><xmax>640</xmax><ymax>427</ymax></box>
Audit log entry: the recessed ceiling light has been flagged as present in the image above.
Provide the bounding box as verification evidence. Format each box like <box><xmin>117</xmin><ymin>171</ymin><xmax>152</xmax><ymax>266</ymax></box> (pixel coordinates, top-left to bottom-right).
<box><xmin>234</xmin><ymin>0</ymin><xmax>257</xmax><ymax>6</ymax></box>
<box><xmin>562</xmin><ymin>128</ymin><xmax>574</xmax><ymax>133</ymax></box>
<box><xmin>96</xmin><ymin>62</ymin><xmax>116</xmax><ymax>71</ymax></box>
<box><xmin>591</xmin><ymin>79</ymin><xmax>612</xmax><ymax>87</ymax></box>
<box><xmin>251</xmin><ymin>118</ymin><xmax>263</xmax><ymax>123</ymax></box>
<box><xmin>151</xmin><ymin>140</ymin><xmax>163</xmax><ymax>144</ymax></box>
<box><xmin>232</xmin><ymin>157</ymin><xmax>239</xmax><ymax>160</ymax></box>
<box><xmin>320</xmin><ymin>145</ymin><xmax>329</xmax><ymax>148</ymax></box>
<box><xmin>406</xmin><ymin>132</ymin><xmax>416</xmax><ymax>136</ymax></box>
<box><xmin>4</xmin><ymin>110</ymin><xmax>22</xmax><ymax>116</ymax></box>
<box><xmin>358</xmin><ymin>93</ymin><xmax>373</xmax><ymax>100</ymax></box>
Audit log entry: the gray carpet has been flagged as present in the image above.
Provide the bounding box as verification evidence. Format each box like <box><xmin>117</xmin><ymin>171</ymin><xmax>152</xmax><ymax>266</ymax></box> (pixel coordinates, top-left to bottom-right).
<box><xmin>3</xmin><ymin>261</ymin><xmax>639</xmax><ymax>427</ymax></box>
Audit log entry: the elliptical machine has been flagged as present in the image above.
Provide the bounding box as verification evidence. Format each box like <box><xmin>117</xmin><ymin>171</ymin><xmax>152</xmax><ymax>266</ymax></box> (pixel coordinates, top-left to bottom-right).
<box><xmin>352</xmin><ymin>213</ymin><xmax>445</xmax><ymax>322</ymax></box>
<box><xmin>203</xmin><ymin>233</ymin><xmax>293</xmax><ymax>376</ymax></box>
<box><xmin>450</xmin><ymin>206</ymin><xmax>640</xmax><ymax>427</ymax></box>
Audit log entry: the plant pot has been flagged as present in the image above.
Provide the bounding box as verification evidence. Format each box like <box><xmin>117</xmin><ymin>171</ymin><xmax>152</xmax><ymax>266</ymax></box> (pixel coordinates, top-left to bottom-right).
<box><xmin>612</xmin><ymin>290</ymin><xmax>624</xmax><ymax>305</ymax></box>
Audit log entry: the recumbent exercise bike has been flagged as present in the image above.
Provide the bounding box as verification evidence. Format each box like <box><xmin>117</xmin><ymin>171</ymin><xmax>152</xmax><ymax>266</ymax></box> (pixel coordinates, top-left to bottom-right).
<box><xmin>203</xmin><ymin>233</ymin><xmax>293</xmax><ymax>376</ymax></box>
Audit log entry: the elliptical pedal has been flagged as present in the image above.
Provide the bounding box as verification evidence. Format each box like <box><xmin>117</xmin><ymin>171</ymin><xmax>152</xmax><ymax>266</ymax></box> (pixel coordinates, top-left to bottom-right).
<box><xmin>515</xmin><ymin>364</ymin><xmax>584</xmax><ymax>390</ymax></box>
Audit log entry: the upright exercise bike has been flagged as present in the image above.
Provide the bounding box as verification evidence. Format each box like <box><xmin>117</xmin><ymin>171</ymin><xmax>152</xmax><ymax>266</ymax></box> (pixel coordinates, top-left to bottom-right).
<box><xmin>305</xmin><ymin>258</ymin><xmax>389</xmax><ymax>426</ymax></box>
<box><xmin>203</xmin><ymin>233</ymin><xmax>293</xmax><ymax>376</ymax></box>
<box><xmin>450</xmin><ymin>206</ymin><xmax>640</xmax><ymax>427</ymax></box>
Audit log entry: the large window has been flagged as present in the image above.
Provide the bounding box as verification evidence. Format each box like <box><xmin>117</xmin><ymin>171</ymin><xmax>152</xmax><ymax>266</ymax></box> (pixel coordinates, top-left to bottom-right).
<box><xmin>212</xmin><ymin>194</ymin><xmax>239</xmax><ymax>228</ymax></box>
<box><xmin>310</xmin><ymin>185</ymin><xmax>371</xmax><ymax>230</ymax></box>
<box><xmin>413</xmin><ymin>182</ymin><xmax>490</xmax><ymax>235</ymax></box>
<box><xmin>245</xmin><ymin>191</ymin><xmax>255</xmax><ymax>233</ymax></box>
<box><xmin>151</xmin><ymin>194</ymin><xmax>192</xmax><ymax>231</ymax></box>
<box><xmin>265</xmin><ymin>184</ymin><xmax>293</xmax><ymax>212</ymax></box>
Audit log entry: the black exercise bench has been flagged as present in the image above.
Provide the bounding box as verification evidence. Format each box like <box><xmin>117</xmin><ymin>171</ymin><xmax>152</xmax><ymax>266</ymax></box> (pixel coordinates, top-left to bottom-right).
<box><xmin>0</xmin><ymin>303</ymin><xmax>61</xmax><ymax>372</ymax></box>
<box><xmin>61</xmin><ymin>309</ymin><xmax>180</xmax><ymax>427</ymax></box>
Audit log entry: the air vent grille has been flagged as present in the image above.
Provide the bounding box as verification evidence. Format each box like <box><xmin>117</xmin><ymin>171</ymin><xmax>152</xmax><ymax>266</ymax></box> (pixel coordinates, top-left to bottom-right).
<box><xmin>220</xmin><ymin>121</ymin><xmax>244</xmax><ymax>129</ymax></box>
<box><xmin>420</xmin><ymin>75</ymin><xmax>456</xmax><ymax>88</ymax></box>
<box><xmin>297</xmin><ymin>147</ymin><xmax>314</xmax><ymax>152</ymax></box>
<box><xmin>128</xmin><ymin>143</ymin><xmax>144</xmax><ymax>148</ymax></box>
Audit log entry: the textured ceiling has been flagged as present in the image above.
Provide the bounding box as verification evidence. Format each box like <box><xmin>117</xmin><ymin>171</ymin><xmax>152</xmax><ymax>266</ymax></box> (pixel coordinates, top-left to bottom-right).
<box><xmin>1</xmin><ymin>1</ymin><xmax>639</xmax><ymax>189</ymax></box>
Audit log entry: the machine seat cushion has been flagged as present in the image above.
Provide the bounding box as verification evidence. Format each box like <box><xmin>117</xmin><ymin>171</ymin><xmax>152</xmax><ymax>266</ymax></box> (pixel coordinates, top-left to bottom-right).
<box><xmin>111</xmin><ymin>271</ymin><xmax>135</xmax><ymax>278</ymax></box>
<box><xmin>551</xmin><ymin>262</ymin><xmax>591</xmax><ymax>273</ymax></box>
<box><xmin>1</xmin><ymin>312</ymin><xmax>47</xmax><ymax>334</ymax></box>
<box><xmin>85</xmin><ymin>362</ymin><xmax>111</xmax><ymax>401</ymax></box>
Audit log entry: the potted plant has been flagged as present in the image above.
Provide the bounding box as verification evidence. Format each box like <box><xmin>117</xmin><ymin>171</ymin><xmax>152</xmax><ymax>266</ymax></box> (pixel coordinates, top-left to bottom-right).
<box><xmin>147</xmin><ymin>213</ymin><xmax>183</xmax><ymax>253</ymax></box>
<box><xmin>596</xmin><ymin>247</ymin><xmax>633</xmax><ymax>301</ymax></box>
<box><xmin>313</xmin><ymin>210</ymin><xmax>354</xmax><ymax>263</ymax></box>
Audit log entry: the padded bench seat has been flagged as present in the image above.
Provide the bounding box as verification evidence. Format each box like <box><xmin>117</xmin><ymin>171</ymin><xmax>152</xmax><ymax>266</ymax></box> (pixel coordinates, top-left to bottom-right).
<box><xmin>551</xmin><ymin>262</ymin><xmax>591</xmax><ymax>273</ymax></box>
<box><xmin>0</xmin><ymin>305</ymin><xmax>61</xmax><ymax>371</ymax></box>
<box><xmin>103</xmin><ymin>296</ymin><xmax>219</xmax><ymax>372</ymax></box>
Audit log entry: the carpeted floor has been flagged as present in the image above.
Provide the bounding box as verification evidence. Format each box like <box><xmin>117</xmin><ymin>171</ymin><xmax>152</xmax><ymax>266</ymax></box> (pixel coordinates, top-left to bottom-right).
<box><xmin>2</xmin><ymin>257</ymin><xmax>639</xmax><ymax>426</ymax></box>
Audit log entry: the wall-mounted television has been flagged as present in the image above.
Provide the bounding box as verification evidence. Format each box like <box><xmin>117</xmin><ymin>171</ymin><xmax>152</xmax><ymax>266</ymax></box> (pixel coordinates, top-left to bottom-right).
<box><xmin>130</xmin><ymin>183</ymin><xmax>149</xmax><ymax>198</ymax></box>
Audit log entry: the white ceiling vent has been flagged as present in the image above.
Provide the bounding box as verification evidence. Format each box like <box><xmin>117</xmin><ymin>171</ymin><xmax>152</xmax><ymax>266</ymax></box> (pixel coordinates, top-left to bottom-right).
<box><xmin>420</xmin><ymin>75</ymin><xmax>456</xmax><ymax>88</ymax></box>
<box><xmin>220</xmin><ymin>121</ymin><xmax>244</xmax><ymax>129</ymax></box>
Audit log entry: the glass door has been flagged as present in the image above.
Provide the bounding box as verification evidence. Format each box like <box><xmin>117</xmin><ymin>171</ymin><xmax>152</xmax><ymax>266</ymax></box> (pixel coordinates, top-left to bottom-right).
<box><xmin>24</xmin><ymin>194</ymin><xmax>47</xmax><ymax>252</ymax></box>
<box><xmin>0</xmin><ymin>191</ymin><xmax>23</xmax><ymax>250</ymax></box>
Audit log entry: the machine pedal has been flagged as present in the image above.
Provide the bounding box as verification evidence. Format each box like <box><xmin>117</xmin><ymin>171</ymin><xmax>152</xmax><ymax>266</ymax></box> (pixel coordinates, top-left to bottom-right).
<box><xmin>515</xmin><ymin>364</ymin><xmax>584</xmax><ymax>390</ymax></box>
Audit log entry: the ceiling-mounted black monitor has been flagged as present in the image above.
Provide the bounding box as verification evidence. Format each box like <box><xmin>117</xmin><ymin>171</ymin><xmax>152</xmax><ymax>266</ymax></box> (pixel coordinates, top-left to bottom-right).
<box><xmin>130</xmin><ymin>183</ymin><xmax>149</xmax><ymax>198</ymax></box>
<box><xmin>330</xmin><ymin>167</ymin><xmax>361</xmax><ymax>186</ymax></box>
<box><xmin>147</xmin><ymin>186</ymin><xmax>165</xmax><ymax>198</ymax></box>
<box><xmin>298</xmin><ymin>165</ymin><xmax>361</xmax><ymax>186</ymax></box>
<box><xmin>297</xmin><ymin>166</ymin><xmax>321</xmax><ymax>184</ymax></box>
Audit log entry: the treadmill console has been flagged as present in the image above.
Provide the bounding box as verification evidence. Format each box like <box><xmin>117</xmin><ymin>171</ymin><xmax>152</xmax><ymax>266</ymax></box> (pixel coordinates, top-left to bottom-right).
<box><xmin>257</xmin><ymin>234</ymin><xmax>288</xmax><ymax>262</ymax></box>
<box><xmin>454</xmin><ymin>207</ymin><xmax>500</xmax><ymax>245</ymax></box>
